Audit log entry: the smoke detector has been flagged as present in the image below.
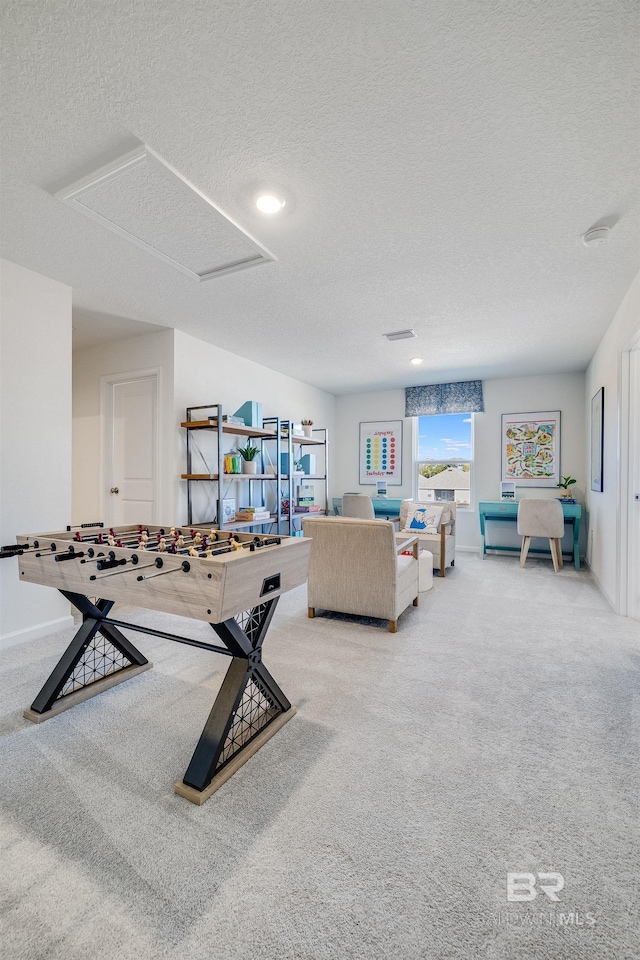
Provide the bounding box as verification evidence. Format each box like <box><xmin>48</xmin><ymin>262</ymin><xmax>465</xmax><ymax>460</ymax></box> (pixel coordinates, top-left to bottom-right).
<box><xmin>582</xmin><ymin>226</ymin><xmax>611</xmax><ymax>246</ymax></box>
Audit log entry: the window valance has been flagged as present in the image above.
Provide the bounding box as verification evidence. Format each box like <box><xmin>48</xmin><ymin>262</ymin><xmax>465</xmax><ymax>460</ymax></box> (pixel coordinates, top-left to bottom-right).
<box><xmin>405</xmin><ymin>380</ymin><xmax>484</xmax><ymax>417</ymax></box>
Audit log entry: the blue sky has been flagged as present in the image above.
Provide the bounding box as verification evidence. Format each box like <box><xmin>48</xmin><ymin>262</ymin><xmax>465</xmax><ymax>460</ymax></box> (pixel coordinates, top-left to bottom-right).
<box><xmin>417</xmin><ymin>413</ymin><xmax>472</xmax><ymax>461</ymax></box>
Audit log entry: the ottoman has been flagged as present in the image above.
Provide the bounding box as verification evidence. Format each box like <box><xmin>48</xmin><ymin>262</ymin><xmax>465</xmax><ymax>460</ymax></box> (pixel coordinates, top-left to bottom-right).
<box><xmin>418</xmin><ymin>549</ymin><xmax>434</xmax><ymax>592</ymax></box>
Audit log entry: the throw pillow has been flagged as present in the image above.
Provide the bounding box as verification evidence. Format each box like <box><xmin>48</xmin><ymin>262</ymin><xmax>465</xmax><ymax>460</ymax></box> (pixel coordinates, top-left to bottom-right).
<box><xmin>404</xmin><ymin>502</ymin><xmax>444</xmax><ymax>533</ymax></box>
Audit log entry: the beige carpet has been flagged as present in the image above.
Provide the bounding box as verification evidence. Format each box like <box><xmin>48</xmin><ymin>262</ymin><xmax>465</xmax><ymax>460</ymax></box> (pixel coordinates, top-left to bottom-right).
<box><xmin>0</xmin><ymin>553</ymin><xmax>638</xmax><ymax>960</ymax></box>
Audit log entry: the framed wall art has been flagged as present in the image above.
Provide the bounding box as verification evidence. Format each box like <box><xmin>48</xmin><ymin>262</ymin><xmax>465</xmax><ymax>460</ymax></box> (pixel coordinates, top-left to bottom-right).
<box><xmin>501</xmin><ymin>411</ymin><xmax>561</xmax><ymax>487</ymax></box>
<box><xmin>590</xmin><ymin>387</ymin><xmax>604</xmax><ymax>492</ymax></box>
<box><xmin>359</xmin><ymin>420</ymin><xmax>403</xmax><ymax>485</ymax></box>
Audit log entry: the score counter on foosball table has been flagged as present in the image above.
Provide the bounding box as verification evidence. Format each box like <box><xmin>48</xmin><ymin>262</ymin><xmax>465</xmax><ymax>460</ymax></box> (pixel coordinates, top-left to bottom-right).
<box><xmin>3</xmin><ymin>523</ymin><xmax>311</xmax><ymax>805</ymax></box>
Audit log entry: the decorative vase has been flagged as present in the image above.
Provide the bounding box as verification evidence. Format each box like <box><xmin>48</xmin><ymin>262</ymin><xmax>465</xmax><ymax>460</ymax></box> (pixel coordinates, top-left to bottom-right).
<box><xmin>242</xmin><ymin>460</ymin><xmax>258</xmax><ymax>475</ymax></box>
<box><xmin>303</xmin><ymin>425</ymin><xmax>313</xmax><ymax>438</ymax></box>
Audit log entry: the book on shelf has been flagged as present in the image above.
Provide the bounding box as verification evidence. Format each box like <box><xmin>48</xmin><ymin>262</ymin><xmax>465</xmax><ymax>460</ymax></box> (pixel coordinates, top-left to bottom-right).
<box><xmin>296</xmin><ymin>483</ymin><xmax>315</xmax><ymax>507</ymax></box>
<box><xmin>235</xmin><ymin>508</ymin><xmax>271</xmax><ymax>522</ymax></box>
<box><xmin>215</xmin><ymin>498</ymin><xmax>236</xmax><ymax>524</ymax></box>
<box><xmin>293</xmin><ymin>505</ymin><xmax>322</xmax><ymax>513</ymax></box>
<box><xmin>208</xmin><ymin>415</ymin><xmax>245</xmax><ymax>426</ymax></box>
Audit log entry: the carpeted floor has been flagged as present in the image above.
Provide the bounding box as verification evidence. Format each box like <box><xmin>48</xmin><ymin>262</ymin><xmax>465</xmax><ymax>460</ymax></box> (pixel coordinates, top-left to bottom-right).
<box><xmin>1</xmin><ymin>553</ymin><xmax>638</xmax><ymax>960</ymax></box>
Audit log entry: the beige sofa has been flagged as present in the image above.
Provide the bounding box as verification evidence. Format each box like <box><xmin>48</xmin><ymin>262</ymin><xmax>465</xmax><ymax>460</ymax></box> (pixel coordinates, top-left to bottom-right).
<box><xmin>398</xmin><ymin>501</ymin><xmax>456</xmax><ymax>577</ymax></box>
<box><xmin>301</xmin><ymin>516</ymin><xmax>419</xmax><ymax>632</ymax></box>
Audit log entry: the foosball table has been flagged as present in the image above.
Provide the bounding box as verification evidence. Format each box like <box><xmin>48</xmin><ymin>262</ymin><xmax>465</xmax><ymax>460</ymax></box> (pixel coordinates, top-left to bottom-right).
<box><xmin>2</xmin><ymin>523</ymin><xmax>311</xmax><ymax>804</ymax></box>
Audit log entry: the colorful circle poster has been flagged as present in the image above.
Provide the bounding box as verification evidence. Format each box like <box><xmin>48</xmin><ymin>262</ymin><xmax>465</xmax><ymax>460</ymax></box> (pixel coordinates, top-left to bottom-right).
<box><xmin>359</xmin><ymin>420</ymin><xmax>403</xmax><ymax>485</ymax></box>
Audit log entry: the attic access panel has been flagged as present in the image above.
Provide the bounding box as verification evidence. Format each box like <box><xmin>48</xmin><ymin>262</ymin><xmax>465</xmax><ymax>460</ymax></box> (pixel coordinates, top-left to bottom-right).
<box><xmin>55</xmin><ymin>145</ymin><xmax>275</xmax><ymax>281</ymax></box>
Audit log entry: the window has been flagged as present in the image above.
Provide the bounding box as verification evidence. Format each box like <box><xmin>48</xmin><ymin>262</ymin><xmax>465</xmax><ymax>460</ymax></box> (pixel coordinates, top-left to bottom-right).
<box><xmin>415</xmin><ymin>412</ymin><xmax>473</xmax><ymax>506</ymax></box>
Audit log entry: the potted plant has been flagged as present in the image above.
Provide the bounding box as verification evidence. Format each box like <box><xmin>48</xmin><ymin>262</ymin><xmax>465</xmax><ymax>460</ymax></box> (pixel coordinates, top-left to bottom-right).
<box><xmin>557</xmin><ymin>476</ymin><xmax>577</xmax><ymax>499</ymax></box>
<box><xmin>301</xmin><ymin>419</ymin><xmax>313</xmax><ymax>438</ymax></box>
<box><xmin>237</xmin><ymin>444</ymin><xmax>260</xmax><ymax>475</ymax></box>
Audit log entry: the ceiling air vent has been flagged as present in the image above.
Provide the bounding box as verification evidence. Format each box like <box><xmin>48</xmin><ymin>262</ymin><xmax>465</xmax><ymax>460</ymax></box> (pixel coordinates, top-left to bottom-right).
<box><xmin>383</xmin><ymin>329</ymin><xmax>417</xmax><ymax>341</ymax></box>
<box><xmin>55</xmin><ymin>145</ymin><xmax>276</xmax><ymax>281</ymax></box>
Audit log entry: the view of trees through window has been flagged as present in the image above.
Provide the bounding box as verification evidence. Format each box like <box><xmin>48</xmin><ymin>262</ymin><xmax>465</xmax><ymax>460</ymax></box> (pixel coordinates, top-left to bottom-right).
<box><xmin>416</xmin><ymin>413</ymin><xmax>473</xmax><ymax>505</ymax></box>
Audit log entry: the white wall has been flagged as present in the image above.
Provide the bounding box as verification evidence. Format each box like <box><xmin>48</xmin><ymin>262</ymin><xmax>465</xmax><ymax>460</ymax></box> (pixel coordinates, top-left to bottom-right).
<box><xmin>72</xmin><ymin>329</ymin><xmax>175</xmax><ymax>522</ymax></box>
<box><xmin>173</xmin><ymin>330</ymin><xmax>336</xmax><ymax>521</ymax></box>
<box><xmin>334</xmin><ymin>372</ymin><xmax>586</xmax><ymax>552</ymax></box>
<box><xmin>0</xmin><ymin>259</ymin><xmax>73</xmax><ymax>646</ymax></box>
<box><xmin>333</xmin><ymin>390</ymin><xmax>415</xmax><ymax>505</ymax></box>
<box><xmin>72</xmin><ymin>328</ymin><xmax>336</xmax><ymax>528</ymax></box>
<box><xmin>473</xmin><ymin>374</ymin><xmax>586</xmax><ymax>551</ymax></box>
<box><xmin>585</xmin><ymin>268</ymin><xmax>640</xmax><ymax>609</ymax></box>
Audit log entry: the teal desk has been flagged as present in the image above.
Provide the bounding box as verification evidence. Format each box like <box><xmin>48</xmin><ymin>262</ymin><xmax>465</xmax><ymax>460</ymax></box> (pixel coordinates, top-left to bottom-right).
<box><xmin>479</xmin><ymin>500</ymin><xmax>582</xmax><ymax>569</ymax></box>
<box><xmin>332</xmin><ymin>497</ymin><xmax>409</xmax><ymax>520</ymax></box>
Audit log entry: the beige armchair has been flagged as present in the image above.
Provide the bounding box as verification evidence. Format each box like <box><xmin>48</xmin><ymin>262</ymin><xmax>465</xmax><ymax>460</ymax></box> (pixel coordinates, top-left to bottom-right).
<box><xmin>301</xmin><ymin>516</ymin><xmax>419</xmax><ymax>633</ymax></box>
<box><xmin>398</xmin><ymin>501</ymin><xmax>456</xmax><ymax>577</ymax></box>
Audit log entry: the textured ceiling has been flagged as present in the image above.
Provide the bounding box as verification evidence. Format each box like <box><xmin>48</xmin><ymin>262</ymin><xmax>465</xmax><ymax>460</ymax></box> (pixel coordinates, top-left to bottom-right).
<box><xmin>1</xmin><ymin>0</ymin><xmax>639</xmax><ymax>394</ymax></box>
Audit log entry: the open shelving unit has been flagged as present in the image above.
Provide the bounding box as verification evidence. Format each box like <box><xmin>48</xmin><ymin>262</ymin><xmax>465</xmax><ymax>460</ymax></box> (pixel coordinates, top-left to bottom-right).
<box><xmin>181</xmin><ymin>403</ymin><xmax>328</xmax><ymax>535</ymax></box>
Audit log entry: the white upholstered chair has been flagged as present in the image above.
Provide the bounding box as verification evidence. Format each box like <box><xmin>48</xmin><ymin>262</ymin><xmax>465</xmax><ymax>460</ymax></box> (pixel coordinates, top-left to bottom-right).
<box><xmin>342</xmin><ymin>493</ymin><xmax>375</xmax><ymax>519</ymax></box>
<box><xmin>517</xmin><ymin>498</ymin><xmax>565</xmax><ymax>572</ymax></box>
<box><xmin>301</xmin><ymin>516</ymin><xmax>419</xmax><ymax>633</ymax></box>
<box><xmin>398</xmin><ymin>501</ymin><xmax>456</xmax><ymax>576</ymax></box>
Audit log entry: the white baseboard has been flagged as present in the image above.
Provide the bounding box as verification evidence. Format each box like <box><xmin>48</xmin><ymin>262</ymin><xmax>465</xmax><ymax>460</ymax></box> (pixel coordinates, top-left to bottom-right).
<box><xmin>456</xmin><ymin>545</ymin><xmax>481</xmax><ymax>555</ymax></box>
<box><xmin>583</xmin><ymin>560</ymin><xmax>617</xmax><ymax>613</ymax></box>
<box><xmin>0</xmin><ymin>615</ymin><xmax>74</xmax><ymax>650</ymax></box>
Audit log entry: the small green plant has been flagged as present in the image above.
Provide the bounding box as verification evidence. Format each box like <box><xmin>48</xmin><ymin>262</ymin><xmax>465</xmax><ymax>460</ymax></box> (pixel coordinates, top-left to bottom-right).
<box><xmin>557</xmin><ymin>476</ymin><xmax>577</xmax><ymax>490</ymax></box>
<box><xmin>237</xmin><ymin>444</ymin><xmax>259</xmax><ymax>461</ymax></box>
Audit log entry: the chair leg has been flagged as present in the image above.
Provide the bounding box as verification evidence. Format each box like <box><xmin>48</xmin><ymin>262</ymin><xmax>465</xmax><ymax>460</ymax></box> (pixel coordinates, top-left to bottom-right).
<box><xmin>388</xmin><ymin>620</ymin><xmax>397</xmax><ymax>633</ymax></box>
<box><xmin>520</xmin><ymin>536</ymin><xmax>531</xmax><ymax>567</ymax></box>
<box><xmin>549</xmin><ymin>538</ymin><xmax>559</xmax><ymax>573</ymax></box>
<box><xmin>557</xmin><ymin>539</ymin><xmax>564</xmax><ymax>568</ymax></box>
<box><xmin>308</xmin><ymin>607</ymin><xmax>315</xmax><ymax>619</ymax></box>
<box><xmin>413</xmin><ymin>595</ymin><xmax>419</xmax><ymax>606</ymax></box>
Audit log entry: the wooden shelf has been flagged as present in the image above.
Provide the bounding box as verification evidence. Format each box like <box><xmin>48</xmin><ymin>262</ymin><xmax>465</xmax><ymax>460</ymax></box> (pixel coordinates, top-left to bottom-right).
<box><xmin>182</xmin><ymin>473</ymin><xmax>327</xmax><ymax>481</ymax></box>
<box><xmin>183</xmin><ymin>404</ymin><xmax>329</xmax><ymax>535</ymax></box>
<box><xmin>181</xmin><ymin>421</ymin><xmax>325</xmax><ymax>444</ymax></box>
<box><xmin>223</xmin><ymin>516</ymin><xmax>277</xmax><ymax>529</ymax></box>
<box><xmin>182</xmin><ymin>473</ymin><xmax>282</xmax><ymax>481</ymax></box>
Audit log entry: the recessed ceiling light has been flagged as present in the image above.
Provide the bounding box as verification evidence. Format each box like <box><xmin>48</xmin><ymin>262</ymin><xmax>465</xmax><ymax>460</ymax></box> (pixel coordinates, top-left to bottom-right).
<box><xmin>256</xmin><ymin>194</ymin><xmax>285</xmax><ymax>214</ymax></box>
<box><xmin>410</xmin><ymin>357</ymin><xmax>423</xmax><ymax>365</ymax></box>
<box><xmin>582</xmin><ymin>226</ymin><xmax>610</xmax><ymax>246</ymax></box>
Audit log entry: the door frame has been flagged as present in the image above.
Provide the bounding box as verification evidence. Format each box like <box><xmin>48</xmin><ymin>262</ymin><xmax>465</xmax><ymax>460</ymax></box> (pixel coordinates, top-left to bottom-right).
<box><xmin>100</xmin><ymin>368</ymin><xmax>162</xmax><ymax>526</ymax></box>
<box><xmin>616</xmin><ymin>328</ymin><xmax>640</xmax><ymax>617</ymax></box>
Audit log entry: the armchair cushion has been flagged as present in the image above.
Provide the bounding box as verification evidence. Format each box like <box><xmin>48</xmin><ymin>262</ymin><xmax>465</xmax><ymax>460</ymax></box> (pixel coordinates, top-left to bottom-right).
<box><xmin>398</xmin><ymin>500</ymin><xmax>457</xmax><ymax>577</ymax></box>
<box><xmin>403</xmin><ymin>502</ymin><xmax>444</xmax><ymax>533</ymax></box>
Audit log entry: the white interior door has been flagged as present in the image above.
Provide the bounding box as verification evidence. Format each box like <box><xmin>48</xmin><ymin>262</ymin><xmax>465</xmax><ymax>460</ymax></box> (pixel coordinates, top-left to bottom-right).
<box><xmin>107</xmin><ymin>376</ymin><xmax>158</xmax><ymax>526</ymax></box>
<box><xmin>628</xmin><ymin>348</ymin><xmax>640</xmax><ymax>620</ymax></box>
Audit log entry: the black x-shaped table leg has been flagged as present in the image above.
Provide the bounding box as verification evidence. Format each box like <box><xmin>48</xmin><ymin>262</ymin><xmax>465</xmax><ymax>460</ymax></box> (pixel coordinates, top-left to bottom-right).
<box><xmin>29</xmin><ymin>591</ymin><xmax>149</xmax><ymax>715</ymax></box>
<box><xmin>26</xmin><ymin>592</ymin><xmax>292</xmax><ymax>801</ymax></box>
<box><xmin>182</xmin><ymin>596</ymin><xmax>291</xmax><ymax>793</ymax></box>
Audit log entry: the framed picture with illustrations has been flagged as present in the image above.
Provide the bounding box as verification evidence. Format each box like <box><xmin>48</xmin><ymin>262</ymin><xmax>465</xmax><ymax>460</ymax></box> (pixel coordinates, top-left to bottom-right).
<box><xmin>501</xmin><ymin>411</ymin><xmax>561</xmax><ymax>487</ymax></box>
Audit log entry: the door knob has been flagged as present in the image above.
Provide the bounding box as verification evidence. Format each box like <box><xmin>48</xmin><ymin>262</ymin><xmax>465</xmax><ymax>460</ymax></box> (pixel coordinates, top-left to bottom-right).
<box><xmin>110</xmin><ymin>487</ymin><xmax>119</xmax><ymax>494</ymax></box>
